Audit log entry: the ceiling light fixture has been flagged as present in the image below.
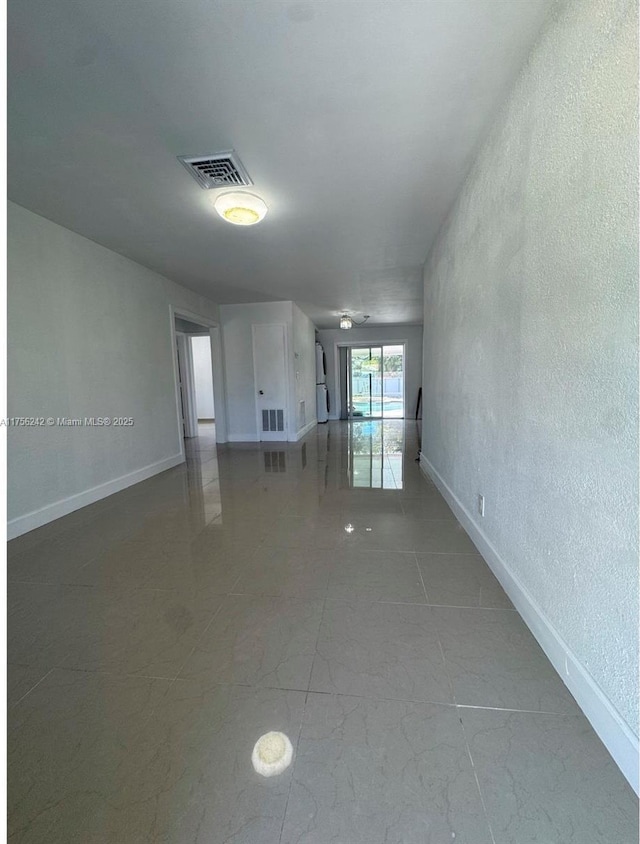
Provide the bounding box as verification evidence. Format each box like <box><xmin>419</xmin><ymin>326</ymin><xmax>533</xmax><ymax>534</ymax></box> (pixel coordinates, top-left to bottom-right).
<box><xmin>339</xmin><ymin>314</ymin><xmax>370</xmax><ymax>330</ymax></box>
<box><xmin>213</xmin><ymin>191</ymin><xmax>268</xmax><ymax>226</ymax></box>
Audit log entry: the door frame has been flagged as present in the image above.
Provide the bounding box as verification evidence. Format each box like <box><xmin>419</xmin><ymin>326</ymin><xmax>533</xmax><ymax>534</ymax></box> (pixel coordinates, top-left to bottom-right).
<box><xmin>336</xmin><ymin>340</ymin><xmax>407</xmax><ymax>420</ymax></box>
<box><xmin>252</xmin><ymin>322</ymin><xmax>290</xmax><ymax>442</ymax></box>
<box><xmin>169</xmin><ymin>305</ymin><xmax>228</xmax><ymax>460</ymax></box>
<box><xmin>175</xmin><ymin>332</ymin><xmax>199</xmax><ymax>438</ymax></box>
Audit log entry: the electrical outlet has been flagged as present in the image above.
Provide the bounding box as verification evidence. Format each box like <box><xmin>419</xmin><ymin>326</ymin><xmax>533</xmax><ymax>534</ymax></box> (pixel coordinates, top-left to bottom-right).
<box><xmin>478</xmin><ymin>494</ymin><xmax>485</xmax><ymax>517</ymax></box>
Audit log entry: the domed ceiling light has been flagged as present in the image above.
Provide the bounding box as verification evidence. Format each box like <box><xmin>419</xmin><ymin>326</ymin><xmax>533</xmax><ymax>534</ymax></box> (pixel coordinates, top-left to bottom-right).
<box><xmin>213</xmin><ymin>191</ymin><xmax>268</xmax><ymax>226</ymax></box>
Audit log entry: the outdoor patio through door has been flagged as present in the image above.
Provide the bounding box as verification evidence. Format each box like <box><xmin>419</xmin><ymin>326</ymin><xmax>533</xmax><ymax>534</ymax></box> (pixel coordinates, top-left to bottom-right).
<box><xmin>347</xmin><ymin>344</ymin><xmax>405</xmax><ymax>419</ymax></box>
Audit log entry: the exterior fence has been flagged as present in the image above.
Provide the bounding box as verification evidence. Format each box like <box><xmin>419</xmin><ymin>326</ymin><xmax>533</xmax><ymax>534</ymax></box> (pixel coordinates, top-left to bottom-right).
<box><xmin>351</xmin><ymin>376</ymin><xmax>403</xmax><ymax>398</ymax></box>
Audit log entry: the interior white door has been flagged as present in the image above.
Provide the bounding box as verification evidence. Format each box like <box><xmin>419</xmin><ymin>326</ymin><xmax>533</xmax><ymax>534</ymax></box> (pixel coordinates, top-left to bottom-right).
<box><xmin>252</xmin><ymin>323</ymin><xmax>288</xmax><ymax>441</ymax></box>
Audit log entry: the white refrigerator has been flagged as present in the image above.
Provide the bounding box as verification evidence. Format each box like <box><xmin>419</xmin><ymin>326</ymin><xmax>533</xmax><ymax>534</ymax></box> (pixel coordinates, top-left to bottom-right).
<box><xmin>315</xmin><ymin>342</ymin><xmax>329</xmax><ymax>422</ymax></box>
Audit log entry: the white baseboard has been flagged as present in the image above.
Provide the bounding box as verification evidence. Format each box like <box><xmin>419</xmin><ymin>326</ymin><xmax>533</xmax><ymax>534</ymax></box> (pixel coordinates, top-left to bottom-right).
<box><xmin>420</xmin><ymin>452</ymin><xmax>639</xmax><ymax>795</ymax></box>
<box><xmin>7</xmin><ymin>453</ymin><xmax>184</xmax><ymax>540</ymax></box>
<box><xmin>227</xmin><ymin>433</ymin><xmax>259</xmax><ymax>443</ymax></box>
<box><xmin>289</xmin><ymin>419</ymin><xmax>318</xmax><ymax>442</ymax></box>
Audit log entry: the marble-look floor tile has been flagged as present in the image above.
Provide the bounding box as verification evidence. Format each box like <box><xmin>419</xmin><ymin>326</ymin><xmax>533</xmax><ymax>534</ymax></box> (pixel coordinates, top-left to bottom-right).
<box><xmin>8</xmin><ymin>421</ymin><xmax>636</xmax><ymax>842</ymax></box>
<box><xmin>434</xmin><ymin>606</ymin><xmax>576</xmax><ymax>712</ymax></box>
<box><xmin>462</xmin><ymin>708</ymin><xmax>639</xmax><ymax>844</ymax></box>
<box><xmin>60</xmin><ymin>587</ymin><xmax>223</xmax><ymax>678</ymax></box>
<box><xmin>417</xmin><ymin>552</ymin><xmax>513</xmax><ymax>608</ymax></box>
<box><xmin>179</xmin><ymin>595</ymin><xmax>324</xmax><ymax>690</ymax></box>
<box><xmin>191</xmin><ymin>517</ymin><xmax>271</xmax><ymax>549</ymax></box>
<box><xmin>233</xmin><ymin>546</ymin><xmax>332</xmax><ymax>599</ymax></box>
<box><xmin>310</xmin><ymin>600</ymin><xmax>453</xmax><ymax>703</ymax></box>
<box><xmin>8</xmin><ymin>669</ymin><xmax>169</xmax><ymax>844</ymax></box>
<box><xmin>75</xmin><ymin>533</ymin><xmax>251</xmax><ymax>594</ymax></box>
<box><xmin>7</xmin><ymin>665</ymin><xmax>51</xmax><ymax>707</ymax></box>
<box><xmin>105</xmin><ymin>682</ymin><xmax>306</xmax><ymax>844</ymax></box>
<box><xmin>281</xmin><ymin>693</ymin><xmax>492</xmax><ymax>844</ymax></box>
<box><xmin>321</xmin><ymin>492</ymin><xmax>406</xmax><ymax>518</ymax></box>
<box><xmin>400</xmin><ymin>495</ymin><xmax>456</xmax><ymax>520</ymax></box>
<box><xmin>74</xmin><ymin>537</ymin><xmax>202</xmax><ymax>590</ymax></box>
<box><xmin>7</xmin><ymin>534</ymin><xmax>100</xmax><ymax>584</ymax></box>
<box><xmin>341</xmin><ymin>514</ymin><xmax>478</xmax><ymax>554</ymax></box>
<box><xmin>406</xmin><ymin>519</ymin><xmax>478</xmax><ymax>553</ymax></box>
<box><xmin>326</xmin><ymin>549</ymin><xmax>426</xmax><ymax>603</ymax></box>
<box><xmin>262</xmin><ymin>515</ymin><xmax>345</xmax><ymax>549</ymax></box>
<box><xmin>8</xmin><ymin>582</ymin><xmax>97</xmax><ymax>668</ymax></box>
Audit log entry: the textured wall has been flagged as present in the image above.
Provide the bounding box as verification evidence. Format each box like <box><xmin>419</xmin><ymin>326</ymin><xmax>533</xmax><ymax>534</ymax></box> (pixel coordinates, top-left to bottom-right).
<box><xmin>421</xmin><ymin>0</ymin><xmax>638</xmax><ymax>732</ymax></box>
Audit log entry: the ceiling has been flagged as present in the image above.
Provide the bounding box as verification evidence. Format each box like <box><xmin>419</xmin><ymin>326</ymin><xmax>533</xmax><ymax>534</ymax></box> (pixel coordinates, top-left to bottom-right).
<box><xmin>8</xmin><ymin>0</ymin><xmax>558</xmax><ymax>328</ymax></box>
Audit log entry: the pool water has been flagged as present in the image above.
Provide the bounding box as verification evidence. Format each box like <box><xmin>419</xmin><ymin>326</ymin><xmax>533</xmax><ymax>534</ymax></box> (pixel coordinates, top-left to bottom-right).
<box><xmin>352</xmin><ymin>399</ymin><xmax>404</xmax><ymax>416</ymax></box>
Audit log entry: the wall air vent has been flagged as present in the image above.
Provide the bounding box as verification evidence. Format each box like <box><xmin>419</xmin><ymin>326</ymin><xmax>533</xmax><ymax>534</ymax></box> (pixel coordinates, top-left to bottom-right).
<box><xmin>262</xmin><ymin>409</ymin><xmax>285</xmax><ymax>433</ymax></box>
<box><xmin>177</xmin><ymin>150</ymin><xmax>253</xmax><ymax>190</ymax></box>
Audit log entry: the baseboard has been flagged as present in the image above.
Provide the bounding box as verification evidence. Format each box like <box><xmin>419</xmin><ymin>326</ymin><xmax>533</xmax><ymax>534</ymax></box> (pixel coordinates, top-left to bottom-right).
<box><xmin>227</xmin><ymin>433</ymin><xmax>259</xmax><ymax>443</ymax></box>
<box><xmin>7</xmin><ymin>453</ymin><xmax>185</xmax><ymax>540</ymax></box>
<box><xmin>289</xmin><ymin>419</ymin><xmax>318</xmax><ymax>442</ymax></box>
<box><xmin>419</xmin><ymin>452</ymin><xmax>639</xmax><ymax>795</ymax></box>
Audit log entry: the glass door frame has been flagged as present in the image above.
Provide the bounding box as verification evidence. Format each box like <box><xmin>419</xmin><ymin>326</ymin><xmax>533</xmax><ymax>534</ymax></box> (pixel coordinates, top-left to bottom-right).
<box><xmin>343</xmin><ymin>342</ymin><xmax>406</xmax><ymax>420</ymax></box>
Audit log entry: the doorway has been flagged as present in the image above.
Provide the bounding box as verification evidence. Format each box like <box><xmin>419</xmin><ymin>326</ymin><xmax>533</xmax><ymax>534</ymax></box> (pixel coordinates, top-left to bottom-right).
<box><xmin>170</xmin><ymin>306</ymin><xmax>228</xmax><ymax>456</ymax></box>
<box><xmin>174</xmin><ymin>331</ymin><xmax>199</xmax><ymax>438</ymax></box>
<box><xmin>347</xmin><ymin>344</ymin><xmax>405</xmax><ymax>419</ymax></box>
<box><xmin>191</xmin><ymin>336</ymin><xmax>215</xmax><ymax>423</ymax></box>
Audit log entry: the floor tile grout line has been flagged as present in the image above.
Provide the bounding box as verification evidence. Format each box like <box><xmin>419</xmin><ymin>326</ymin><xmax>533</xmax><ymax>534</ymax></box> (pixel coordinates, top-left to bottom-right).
<box><xmin>11</xmin><ymin>665</ymin><xmax>572</xmax><ymax>717</ymax></box>
<box><xmin>278</xmin><ymin>554</ymin><xmax>332</xmax><ymax>843</ymax></box>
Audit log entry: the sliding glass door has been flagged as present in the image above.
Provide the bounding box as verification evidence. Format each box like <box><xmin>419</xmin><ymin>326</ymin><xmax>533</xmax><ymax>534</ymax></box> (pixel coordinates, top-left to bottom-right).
<box><xmin>347</xmin><ymin>344</ymin><xmax>405</xmax><ymax>419</ymax></box>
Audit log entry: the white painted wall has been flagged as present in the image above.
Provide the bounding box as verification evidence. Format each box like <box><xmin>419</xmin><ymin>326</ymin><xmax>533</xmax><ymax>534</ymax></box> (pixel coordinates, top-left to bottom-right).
<box><xmin>220</xmin><ymin>301</ymin><xmax>317</xmax><ymax>442</ymax></box>
<box><xmin>317</xmin><ymin>324</ymin><xmax>424</xmax><ymax>420</ymax></box>
<box><xmin>220</xmin><ymin>302</ymin><xmax>291</xmax><ymax>441</ymax></box>
<box><xmin>7</xmin><ymin>202</ymin><xmax>220</xmax><ymax>536</ymax></box>
<box><xmin>291</xmin><ymin>304</ymin><xmax>317</xmax><ymax>436</ymax></box>
<box><xmin>191</xmin><ymin>336</ymin><xmax>215</xmax><ymax>419</ymax></box>
<box><xmin>420</xmin><ymin>0</ymin><xmax>638</xmax><ymax>788</ymax></box>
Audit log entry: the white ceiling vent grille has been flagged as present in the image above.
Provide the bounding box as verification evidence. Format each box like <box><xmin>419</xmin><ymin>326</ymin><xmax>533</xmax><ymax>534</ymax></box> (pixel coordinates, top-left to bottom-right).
<box><xmin>178</xmin><ymin>150</ymin><xmax>253</xmax><ymax>190</ymax></box>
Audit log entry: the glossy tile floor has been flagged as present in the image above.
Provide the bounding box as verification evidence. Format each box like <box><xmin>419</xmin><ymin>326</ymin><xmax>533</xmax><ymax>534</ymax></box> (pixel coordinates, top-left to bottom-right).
<box><xmin>8</xmin><ymin>421</ymin><xmax>638</xmax><ymax>843</ymax></box>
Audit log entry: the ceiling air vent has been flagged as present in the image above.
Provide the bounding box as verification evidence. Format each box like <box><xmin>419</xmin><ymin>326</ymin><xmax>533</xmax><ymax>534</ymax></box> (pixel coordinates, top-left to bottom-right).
<box><xmin>177</xmin><ymin>150</ymin><xmax>253</xmax><ymax>190</ymax></box>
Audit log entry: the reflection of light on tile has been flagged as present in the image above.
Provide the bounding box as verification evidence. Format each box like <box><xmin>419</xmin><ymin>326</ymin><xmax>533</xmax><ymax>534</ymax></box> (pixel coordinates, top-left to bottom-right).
<box><xmin>344</xmin><ymin>523</ymin><xmax>355</xmax><ymax>534</ymax></box>
<box><xmin>365</xmin><ymin>527</ymin><xmax>372</xmax><ymax>532</ymax></box>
